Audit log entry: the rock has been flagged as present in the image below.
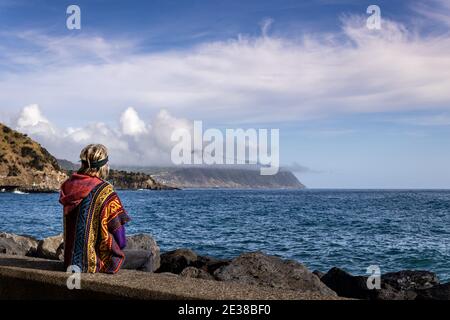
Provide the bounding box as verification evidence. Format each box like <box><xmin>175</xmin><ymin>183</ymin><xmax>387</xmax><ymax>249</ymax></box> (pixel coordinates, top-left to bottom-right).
<box><xmin>321</xmin><ymin>268</ymin><xmax>440</xmax><ymax>300</ymax></box>
<box><xmin>180</xmin><ymin>267</ymin><xmax>216</xmax><ymax>281</ymax></box>
<box><xmin>213</xmin><ymin>251</ymin><xmax>336</xmax><ymax>296</ymax></box>
<box><xmin>125</xmin><ymin>234</ymin><xmax>161</xmax><ymax>272</ymax></box>
<box><xmin>0</xmin><ymin>232</ymin><xmax>38</xmax><ymax>256</ymax></box>
<box><xmin>157</xmin><ymin>249</ymin><xmax>198</xmax><ymax>274</ymax></box>
<box><xmin>415</xmin><ymin>282</ymin><xmax>450</xmax><ymax>300</ymax></box>
<box><xmin>36</xmin><ymin>234</ymin><xmax>64</xmax><ymax>260</ymax></box>
<box><xmin>374</xmin><ymin>270</ymin><xmax>439</xmax><ymax>300</ymax></box>
<box><xmin>313</xmin><ymin>270</ymin><xmax>325</xmax><ymax>279</ymax></box>
<box><xmin>126</xmin><ymin>234</ymin><xmax>157</xmax><ymax>251</ymax></box>
<box><xmin>374</xmin><ymin>284</ymin><xmax>417</xmax><ymax>300</ymax></box>
<box><xmin>321</xmin><ymin>267</ymin><xmax>375</xmax><ymax>299</ymax></box>
<box><xmin>194</xmin><ymin>255</ymin><xmax>231</xmax><ymax>274</ymax></box>
<box><xmin>382</xmin><ymin>270</ymin><xmax>439</xmax><ymax>291</ymax></box>
<box><xmin>156</xmin><ymin>249</ymin><xmax>229</xmax><ymax>276</ymax></box>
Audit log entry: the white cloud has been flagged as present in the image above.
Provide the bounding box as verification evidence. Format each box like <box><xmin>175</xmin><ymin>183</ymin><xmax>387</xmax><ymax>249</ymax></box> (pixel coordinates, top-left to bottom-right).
<box><xmin>9</xmin><ymin>104</ymin><xmax>274</xmax><ymax>167</ymax></box>
<box><xmin>151</xmin><ymin>109</ymin><xmax>193</xmax><ymax>152</ymax></box>
<box><xmin>17</xmin><ymin>104</ymin><xmax>49</xmax><ymax>127</ymax></box>
<box><xmin>10</xmin><ymin>104</ymin><xmax>193</xmax><ymax>166</ymax></box>
<box><xmin>120</xmin><ymin>107</ymin><xmax>148</xmax><ymax>136</ymax></box>
<box><xmin>0</xmin><ymin>10</ymin><xmax>450</xmax><ymax>126</ymax></box>
<box><xmin>15</xmin><ymin>104</ymin><xmax>56</xmax><ymax>136</ymax></box>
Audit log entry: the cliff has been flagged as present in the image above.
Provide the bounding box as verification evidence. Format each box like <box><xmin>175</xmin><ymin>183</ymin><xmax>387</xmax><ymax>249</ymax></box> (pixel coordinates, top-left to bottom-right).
<box><xmin>0</xmin><ymin>123</ymin><xmax>67</xmax><ymax>192</ymax></box>
<box><xmin>150</xmin><ymin>167</ymin><xmax>305</xmax><ymax>189</ymax></box>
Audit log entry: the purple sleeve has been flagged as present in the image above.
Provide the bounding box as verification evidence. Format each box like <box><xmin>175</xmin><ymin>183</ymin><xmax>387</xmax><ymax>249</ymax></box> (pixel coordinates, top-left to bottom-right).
<box><xmin>112</xmin><ymin>225</ymin><xmax>127</xmax><ymax>249</ymax></box>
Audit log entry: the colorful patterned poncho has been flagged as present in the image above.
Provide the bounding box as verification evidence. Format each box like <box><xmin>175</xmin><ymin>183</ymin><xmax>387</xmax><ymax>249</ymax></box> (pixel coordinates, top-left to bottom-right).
<box><xmin>60</xmin><ymin>173</ymin><xmax>131</xmax><ymax>274</ymax></box>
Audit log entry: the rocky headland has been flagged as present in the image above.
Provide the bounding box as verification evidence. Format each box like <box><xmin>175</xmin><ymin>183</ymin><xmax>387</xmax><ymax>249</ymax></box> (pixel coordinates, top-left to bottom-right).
<box><xmin>0</xmin><ymin>123</ymin><xmax>67</xmax><ymax>192</ymax></box>
<box><xmin>1</xmin><ymin>231</ymin><xmax>448</xmax><ymax>300</ymax></box>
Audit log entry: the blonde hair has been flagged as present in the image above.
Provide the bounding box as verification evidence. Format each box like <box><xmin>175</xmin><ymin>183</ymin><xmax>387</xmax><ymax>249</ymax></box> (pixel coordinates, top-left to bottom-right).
<box><xmin>78</xmin><ymin>144</ymin><xmax>110</xmax><ymax>180</ymax></box>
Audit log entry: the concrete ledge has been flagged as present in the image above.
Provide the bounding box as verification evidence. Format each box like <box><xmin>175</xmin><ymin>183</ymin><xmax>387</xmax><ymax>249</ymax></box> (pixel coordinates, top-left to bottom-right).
<box><xmin>0</xmin><ymin>255</ymin><xmax>341</xmax><ymax>300</ymax></box>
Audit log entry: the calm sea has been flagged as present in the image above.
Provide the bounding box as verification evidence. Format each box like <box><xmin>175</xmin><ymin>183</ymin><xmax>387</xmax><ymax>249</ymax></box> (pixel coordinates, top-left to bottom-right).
<box><xmin>1</xmin><ymin>189</ymin><xmax>449</xmax><ymax>281</ymax></box>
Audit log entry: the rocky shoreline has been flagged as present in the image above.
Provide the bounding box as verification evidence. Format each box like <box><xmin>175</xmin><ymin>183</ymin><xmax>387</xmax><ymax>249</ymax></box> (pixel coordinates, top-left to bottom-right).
<box><xmin>0</xmin><ymin>232</ymin><xmax>448</xmax><ymax>300</ymax></box>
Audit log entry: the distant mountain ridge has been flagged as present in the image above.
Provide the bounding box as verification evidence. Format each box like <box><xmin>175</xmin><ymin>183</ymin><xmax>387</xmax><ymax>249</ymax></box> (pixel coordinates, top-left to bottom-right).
<box><xmin>151</xmin><ymin>167</ymin><xmax>305</xmax><ymax>189</ymax></box>
<box><xmin>58</xmin><ymin>161</ymin><xmax>304</xmax><ymax>189</ymax></box>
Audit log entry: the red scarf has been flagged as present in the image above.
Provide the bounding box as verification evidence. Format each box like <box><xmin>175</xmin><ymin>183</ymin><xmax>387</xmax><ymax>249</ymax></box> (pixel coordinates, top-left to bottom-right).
<box><xmin>59</xmin><ymin>173</ymin><xmax>103</xmax><ymax>215</ymax></box>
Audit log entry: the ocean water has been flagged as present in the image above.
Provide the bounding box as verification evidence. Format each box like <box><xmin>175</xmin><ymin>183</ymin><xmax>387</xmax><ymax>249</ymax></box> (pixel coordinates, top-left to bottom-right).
<box><xmin>0</xmin><ymin>189</ymin><xmax>449</xmax><ymax>281</ymax></box>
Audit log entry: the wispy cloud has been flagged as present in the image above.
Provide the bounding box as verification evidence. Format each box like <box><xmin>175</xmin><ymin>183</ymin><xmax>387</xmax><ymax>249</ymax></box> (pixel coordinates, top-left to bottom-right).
<box><xmin>302</xmin><ymin>128</ymin><xmax>356</xmax><ymax>137</ymax></box>
<box><xmin>394</xmin><ymin>114</ymin><xmax>450</xmax><ymax>127</ymax></box>
<box><xmin>413</xmin><ymin>0</ymin><xmax>450</xmax><ymax>28</ymax></box>
<box><xmin>0</xmin><ymin>30</ymin><xmax>138</xmax><ymax>70</ymax></box>
<box><xmin>0</xmin><ymin>12</ymin><xmax>450</xmax><ymax>125</ymax></box>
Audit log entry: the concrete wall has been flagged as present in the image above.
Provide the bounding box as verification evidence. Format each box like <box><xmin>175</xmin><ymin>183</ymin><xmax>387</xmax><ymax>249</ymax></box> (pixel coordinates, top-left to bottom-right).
<box><xmin>0</xmin><ymin>255</ymin><xmax>334</xmax><ymax>300</ymax></box>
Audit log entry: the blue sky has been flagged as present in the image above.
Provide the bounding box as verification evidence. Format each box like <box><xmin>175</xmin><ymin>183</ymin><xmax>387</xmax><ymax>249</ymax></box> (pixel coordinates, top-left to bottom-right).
<box><xmin>1</xmin><ymin>0</ymin><xmax>450</xmax><ymax>188</ymax></box>
<box><xmin>0</xmin><ymin>0</ymin><xmax>439</xmax><ymax>48</ymax></box>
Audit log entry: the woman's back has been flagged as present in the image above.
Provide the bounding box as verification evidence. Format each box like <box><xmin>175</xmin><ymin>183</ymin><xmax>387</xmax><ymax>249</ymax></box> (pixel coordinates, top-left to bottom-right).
<box><xmin>59</xmin><ymin>144</ymin><xmax>130</xmax><ymax>274</ymax></box>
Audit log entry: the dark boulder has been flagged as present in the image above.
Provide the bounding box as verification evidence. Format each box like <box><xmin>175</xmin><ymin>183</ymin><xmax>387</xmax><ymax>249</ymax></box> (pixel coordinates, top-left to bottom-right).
<box><xmin>194</xmin><ymin>255</ymin><xmax>231</xmax><ymax>274</ymax></box>
<box><xmin>321</xmin><ymin>268</ymin><xmax>440</xmax><ymax>300</ymax></box>
<box><xmin>313</xmin><ymin>270</ymin><xmax>325</xmax><ymax>280</ymax></box>
<box><xmin>375</xmin><ymin>270</ymin><xmax>440</xmax><ymax>300</ymax></box>
<box><xmin>321</xmin><ymin>267</ymin><xmax>374</xmax><ymax>299</ymax></box>
<box><xmin>374</xmin><ymin>284</ymin><xmax>417</xmax><ymax>300</ymax></box>
<box><xmin>157</xmin><ymin>248</ymin><xmax>198</xmax><ymax>274</ymax></box>
<box><xmin>156</xmin><ymin>248</ymin><xmax>230</xmax><ymax>276</ymax></box>
<box><xmin>415</xmin><ymin>282</ymin><xmax>450</xmax><ymax>300</ymax></box>
<box><xmin>213</xmin><ymin>251</ymin><xmax>336</xmax><ymax>296</ymax></box>
<box><xmin>382</xmin><ymin>270</ymin><xmax>439</xmax><ymax>291</ymax></box>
